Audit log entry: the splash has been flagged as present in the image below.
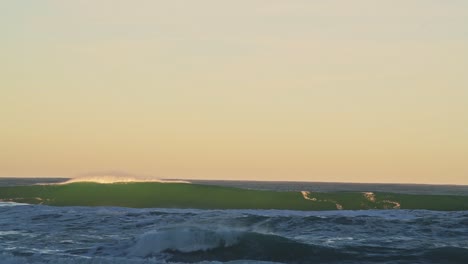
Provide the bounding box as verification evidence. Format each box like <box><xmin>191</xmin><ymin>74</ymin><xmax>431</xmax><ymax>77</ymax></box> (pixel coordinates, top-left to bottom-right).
<box><xmin>363</xmin><ymin>192</ymin><xmax>376</xmax><ymax>202</ymax></box>
<box><xmin>59</xmin><ymin>173</ymin><xmax>190</xmax><ymax>185</ymax></box>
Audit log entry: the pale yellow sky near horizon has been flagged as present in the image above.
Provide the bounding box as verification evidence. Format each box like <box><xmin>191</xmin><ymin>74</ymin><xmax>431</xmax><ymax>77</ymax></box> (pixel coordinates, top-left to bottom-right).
<box><xmin>1</xmin><ymin>1</ymin><xmax>468</xmax><ymax>184</ymax></box>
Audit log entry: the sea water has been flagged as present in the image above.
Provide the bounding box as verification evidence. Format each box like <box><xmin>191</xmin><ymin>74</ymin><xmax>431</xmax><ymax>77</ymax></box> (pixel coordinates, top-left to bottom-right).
<box><xmin>0</xmin><ymin>178</ymin><xmax>467</xmax><ymax>263</ymax></box>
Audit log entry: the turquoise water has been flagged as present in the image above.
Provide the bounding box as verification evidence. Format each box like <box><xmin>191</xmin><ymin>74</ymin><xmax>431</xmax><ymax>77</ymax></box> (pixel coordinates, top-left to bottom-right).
<box><xmin>1</xmin><ymin>180</ymin><xmax>468</xmax><ymax>210</ymax></box>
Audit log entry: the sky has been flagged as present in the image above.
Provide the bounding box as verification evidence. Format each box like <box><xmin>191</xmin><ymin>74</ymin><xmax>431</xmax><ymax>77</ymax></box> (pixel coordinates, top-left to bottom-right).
<box><xmin>1</xmin><ymin>0</ymin><xmax>467</xmax><ymax>184</ymax></box>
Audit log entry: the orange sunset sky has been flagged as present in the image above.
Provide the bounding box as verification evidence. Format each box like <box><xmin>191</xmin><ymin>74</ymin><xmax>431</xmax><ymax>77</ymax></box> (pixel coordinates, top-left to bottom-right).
<box><xmin>1</xmin><ymin>1</ymin><xmax>467</xmax><ymax>184</ymax></box>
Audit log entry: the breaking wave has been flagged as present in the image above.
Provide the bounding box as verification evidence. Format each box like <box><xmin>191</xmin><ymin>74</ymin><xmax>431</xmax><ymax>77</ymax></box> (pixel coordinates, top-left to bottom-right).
<box><xmin>125</xmin><ymin>226</ymin><xmax>347</xmax><ymax>263</ymax></box>
<box><xmin>2</xmin><ymin>181</ymin><xmax>468</xmax><ymax>211</ymax></box>
<box><xmin>59</xmin><ymin>173</ymin><xmax>190</xmax><ymax>185</ymax></box>
<box><xmin>128</xmin><ymin>227</ymin><xmax>242</xmax><ymax>256</ymax></box>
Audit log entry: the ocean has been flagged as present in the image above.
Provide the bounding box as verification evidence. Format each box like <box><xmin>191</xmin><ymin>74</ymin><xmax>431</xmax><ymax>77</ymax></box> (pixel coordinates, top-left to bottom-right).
<box><xmin>1</xmin><ymin>178</ymin><xmax>467</xmax><ymax>264</ymax></box>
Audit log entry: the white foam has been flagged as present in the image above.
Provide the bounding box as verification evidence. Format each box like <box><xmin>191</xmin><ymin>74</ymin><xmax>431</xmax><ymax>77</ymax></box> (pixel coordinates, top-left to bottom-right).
<box><xmin>128</xmin><ymin>227</ymin><xmax>241</xmax><ymax>257</ymax></box>
<box><xmin>300</xmin><ymin>191</ymin><xmax>343</xmax><ymax>210</ymax></box>
<box><xmin>363</xmin><ymin>192</ymin><xmax>376</xmax><ymax>202</ymax></box>
<box><xmin>58</xmin><ymin>175</ymin><xmax>190</xmax><ymax>185</ymax></box>
<box><xmin>300</xmin><ymin>191</ymin><xmax>317</xmax><ymax>201</ymax></box>
<box><xmin>382</xmin><ymin>200</ymin><xmax>401</xmax><ymax>209</ymax></box>
<box><xmin>0</xmin><ymin>202</ymin><xmax>29</xmax><ymax>207</ymax></box>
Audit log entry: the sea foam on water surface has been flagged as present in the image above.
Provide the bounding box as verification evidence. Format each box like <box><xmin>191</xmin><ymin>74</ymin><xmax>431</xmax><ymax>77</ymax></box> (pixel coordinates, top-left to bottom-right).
<box><xmin>0</xmin><ymin>202</ymin><xmax>29</xmax><ymax>207</ymax></box>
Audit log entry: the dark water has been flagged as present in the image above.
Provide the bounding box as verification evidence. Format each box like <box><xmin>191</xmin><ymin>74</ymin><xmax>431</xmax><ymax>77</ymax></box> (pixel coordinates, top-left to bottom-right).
<box><xmin>1</xmin><ymin>204</ymin><xmax>468</xmax><ymax>264</ymax></box>
<box><xmin>1</xmin><ymin>178</ymin><xmax>467</xmax><ymax>263</ymax></box>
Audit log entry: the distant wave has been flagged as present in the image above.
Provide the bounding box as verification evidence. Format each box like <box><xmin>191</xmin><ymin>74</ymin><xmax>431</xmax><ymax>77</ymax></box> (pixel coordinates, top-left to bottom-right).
<box><xmin>58</xmin><ymin>174</ymin><xmax>190</xmax><ymax>184</ymax></box>
<box><xmin>1</xmin><ymin>182</ymin><xmax>468</xmax><ymax>211</ymax></box>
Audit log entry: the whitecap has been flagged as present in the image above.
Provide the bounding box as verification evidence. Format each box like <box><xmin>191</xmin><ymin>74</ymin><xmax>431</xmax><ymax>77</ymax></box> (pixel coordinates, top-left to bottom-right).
<box><xmin>57</xmin><ymin>174</ymin><xmax>190</xmax><ymax>185</ymax></box>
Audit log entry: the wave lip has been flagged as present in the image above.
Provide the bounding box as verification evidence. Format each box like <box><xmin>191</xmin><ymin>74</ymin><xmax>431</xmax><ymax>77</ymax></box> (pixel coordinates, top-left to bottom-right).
<box><xmin>59</xmin><ymin>174</ymin><xmax>190</xmax><ymax>185</ymax></box>
<box><xmin>128</xmin><ymin>226</ymin><xmax>241</xmax><ymax>257</ymax></box>
<box><xmin>143</xmin><ymin>227</ymin><xmax>350</xmax><ymax>263</ymax></box>
<box><xmin>126</xmin><ymin>226</ymin><xmax>349</xmax><ymax>263</ymax></box>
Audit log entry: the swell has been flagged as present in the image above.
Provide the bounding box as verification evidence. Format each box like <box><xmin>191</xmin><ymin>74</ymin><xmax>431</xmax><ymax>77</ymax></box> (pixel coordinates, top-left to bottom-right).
<box><xmin>169</xmin><ymin>232</ymin><xmax>347</xmax><ymax>263</ymax></box>
<box><xmin>123</xmin><ymin>226</ymin><xmax>468</xmax><ymax>264</ymax></box>
<box><xmin>1</xmin><ymin>182</ymin><xmax>468</xmax><ymax>211</ymax></box>
<box><xmin>1</xmin><ymin>204</ymin><xmax>468</xmax><ymax>263</ymax></box>
<box><xmin>124</xmin><ymin>226</ymin><xmax>349</xmax><ymax>263</ymax></box>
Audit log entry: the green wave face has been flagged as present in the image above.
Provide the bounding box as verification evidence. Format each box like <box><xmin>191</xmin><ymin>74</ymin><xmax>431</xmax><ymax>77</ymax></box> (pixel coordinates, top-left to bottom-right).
<box><xmin>1</xmin><ymin>182</ymin><xmax>467</xmax><ymax>211</ymax></box>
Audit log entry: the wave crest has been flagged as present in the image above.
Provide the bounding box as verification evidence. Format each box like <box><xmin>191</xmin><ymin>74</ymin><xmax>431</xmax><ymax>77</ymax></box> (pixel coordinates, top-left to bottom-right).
<box><xmin>128</xmin><ymin>227</ymin><xmax>241</xmax><ymax>257</ymax></box>
<box><xmin>60</xmin><ymin>173</ymin><xmax>190</xmax><ymax>184</ymax></box>
<box><xmin>126</xmin><ymin>226</ymin><xmax>347</xmax><ymax>263</ymax></box>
